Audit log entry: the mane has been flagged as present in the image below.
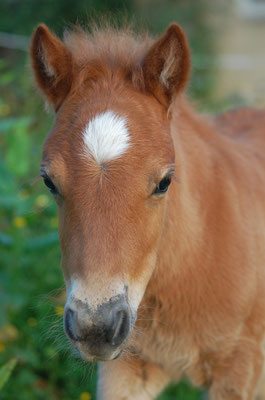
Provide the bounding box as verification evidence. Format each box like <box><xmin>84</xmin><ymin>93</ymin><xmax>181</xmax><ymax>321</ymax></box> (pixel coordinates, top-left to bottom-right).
<box><xmin>63</xmin><ymin>22</ymin><xmax>154</xmax><ymax>72</ymax></box>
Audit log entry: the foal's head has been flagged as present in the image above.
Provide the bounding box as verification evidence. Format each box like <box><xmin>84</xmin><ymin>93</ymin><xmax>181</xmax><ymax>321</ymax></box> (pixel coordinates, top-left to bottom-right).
<box><xmin>31</xmin><ymin>23</ymin><xmax>190</xmax><ymax>361</ymax></box>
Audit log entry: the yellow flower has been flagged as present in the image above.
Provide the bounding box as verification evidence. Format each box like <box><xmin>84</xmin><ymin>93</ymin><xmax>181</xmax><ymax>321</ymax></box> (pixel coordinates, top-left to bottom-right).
<box><xmin>0</xmin><ymin>342</ymin><xmax>6</xmax><ymax>352</ymax></box>
<box><xmin>27</xmin><ymin>317</ymin><xmax>37</xmax><ymax>327</ymax></box>
<box><xmin>0</xmin><ymin>324</ymin><xmax>19</xmax><ymax>342</ymax></box>
<box><xmin>35</xmin><ymin>194</ymin><xmax>49</xmax><ymax>209</ymax></box>
<box><xmin>55</xmin><ymin>306</ymin><xmax>64</xmax><ymax>317</ymax></box>
<box><xmin>80</xmin><ymin>393</ymin><xmax>91</xmax><ymax>400</ymax></box>
<box><xmin>13</xmin><ymin>216</ymin><xmax>26</xmax><ymax>228</ymax></box>
<box><xmin>3</xmin><ymin>324</ymin><xmax>19</xmax><ymax>341</ymax></box>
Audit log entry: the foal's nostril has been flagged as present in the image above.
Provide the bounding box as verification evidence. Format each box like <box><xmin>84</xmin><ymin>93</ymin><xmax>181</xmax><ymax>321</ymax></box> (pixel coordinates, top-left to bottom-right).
<box><xmin>109</xmin><ymin>309</ymin><xmax>130</xmax><ymax>347</ymax></box>
<box><xmin>64</xmin><ymin>298</ymin><xmax>131</xmax><ymax>353</ymax></box>
<box><xmin>64</xmin><ymin>308</ymin><xmax>77</xmax><ymax>341</ymax></box>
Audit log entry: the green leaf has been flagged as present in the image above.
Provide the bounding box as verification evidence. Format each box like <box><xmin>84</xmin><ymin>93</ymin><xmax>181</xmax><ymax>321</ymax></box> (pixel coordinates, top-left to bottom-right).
<box><xmin>0</xmin><ymin>358</ymin><xmax>17</xmax><ymax>390</ymax></box>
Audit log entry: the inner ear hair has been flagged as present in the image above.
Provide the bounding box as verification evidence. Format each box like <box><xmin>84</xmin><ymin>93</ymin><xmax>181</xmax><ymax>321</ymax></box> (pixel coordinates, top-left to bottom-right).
<box><xmin>30</xmin><ymin>24</ymin><xmax>73</xmax><ymax>110</ymax></box>
<box><xmin>160</xmin><ymin>42</ymin><xmax>177</xmax><ymax>89</ymax></box>
<box><xmin>142</xmin><ymin>23</ymin><xmax>190</xmax><ymax>108</ymax></box>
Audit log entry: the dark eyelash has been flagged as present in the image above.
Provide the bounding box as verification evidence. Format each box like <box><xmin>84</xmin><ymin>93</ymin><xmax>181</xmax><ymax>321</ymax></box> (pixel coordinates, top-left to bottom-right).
<box><xmin>40</xmin><ymin>172</ymin><xmax>58</xmax><ymax>195</ymax></box>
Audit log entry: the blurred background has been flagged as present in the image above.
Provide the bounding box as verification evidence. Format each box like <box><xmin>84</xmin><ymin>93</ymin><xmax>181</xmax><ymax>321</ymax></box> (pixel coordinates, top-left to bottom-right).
<box><xmin>0</xmin><ymin>0</ymin><xmax>264</xmax><ymax>399</ymax></box>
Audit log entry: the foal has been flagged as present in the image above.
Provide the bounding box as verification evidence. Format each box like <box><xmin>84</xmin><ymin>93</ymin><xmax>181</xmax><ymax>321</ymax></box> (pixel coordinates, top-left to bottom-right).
<box><xmin>31</xmin><ymin>23</ymin><xmax>265</xmax><ymax>400</ymax></box>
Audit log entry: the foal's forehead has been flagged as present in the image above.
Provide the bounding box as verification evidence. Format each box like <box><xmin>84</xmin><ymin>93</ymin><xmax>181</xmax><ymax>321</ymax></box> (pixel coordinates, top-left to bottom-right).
<box><xmin>82</xmin><ymin>110</ymin><xmax>130</xmax><ymax>166</ymax></box>
<box><xmin>44</xmin><ymin>106</ymin><xmax>132</xmax><ymax>168</ymax></box>
<box><xmin>43</xmin><ymin>86</ymin><xmax>174</xmax><ymax>178</ymax></box>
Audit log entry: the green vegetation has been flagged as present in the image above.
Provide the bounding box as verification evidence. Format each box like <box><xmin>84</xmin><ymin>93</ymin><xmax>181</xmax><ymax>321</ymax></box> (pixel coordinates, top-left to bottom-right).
<box><xmin>0</xmin><ymin>358</ymin><xmax>17</xmax><ymax>390</ymax></box>
<box><xmin>0</xmin><ymin>1</ymin><xmax>221</xmax><ymax>398</ymax></box>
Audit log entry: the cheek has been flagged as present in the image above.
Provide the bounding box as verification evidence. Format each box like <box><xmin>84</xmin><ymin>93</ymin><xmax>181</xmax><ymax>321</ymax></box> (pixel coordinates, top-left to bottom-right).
<box><xmin>57</xmin><ymin>211</ymin><xmax>70</xmax><ymax>283</ymax></box>
<box><xmin>142</xmin><ymin>200</ymin><xmax>166</xmax><ymax>251</ymax></box>
<box><xmin>61</xmin><ymin>253</ymin><xmax>71</xmax><ymax>288</ymax></box>
<box><xmin>57</xmin><ymin>207</ymin><xmax>66</xmax><ymax>249</ymax></box>
<box><xmin>127</xmin><ymin>203</ymin><xmax>166</xmax><ymax>311</ymax></box>
<box><xmin>57</xmin><ymin>205</ymin><xmax>81</xmax><ymax>257</ymax></box>
<box><xmin>58</xmin><ymin>213</ymin><xmax>81</xmax><ymax>285</ymax></box>
<box><xmin>128</xmin><ymin>251</ymin><xmax>158</xmax><ymax>313</ymax></box>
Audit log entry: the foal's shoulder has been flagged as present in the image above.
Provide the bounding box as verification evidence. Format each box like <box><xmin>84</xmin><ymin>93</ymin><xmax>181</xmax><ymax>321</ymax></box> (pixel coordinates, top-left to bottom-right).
<box><xmin>214</xmin><ymin>107</ymin><xmax>265</xmax><ymax>140</ymax></box>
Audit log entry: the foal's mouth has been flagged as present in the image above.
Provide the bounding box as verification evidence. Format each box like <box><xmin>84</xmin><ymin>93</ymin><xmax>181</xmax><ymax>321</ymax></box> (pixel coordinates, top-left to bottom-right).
<box><xmin>76</xmin><ymin>345</ymin><xmax>124</xmax><ymax>362</ymax></box>
<box><xmin>67</xmin><ymin>331</ymin><xmax>129</xmax><ymax>362</ymax></box>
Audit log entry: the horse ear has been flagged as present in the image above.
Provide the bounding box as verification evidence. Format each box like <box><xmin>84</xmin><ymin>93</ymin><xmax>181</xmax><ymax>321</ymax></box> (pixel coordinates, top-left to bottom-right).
<box><xmin>142</xmin><ymin>24</ymin><xmax>190</xmax><ymax>108</ymax></box>
<box><xmin>30</xmin><ymin>24</ymin><xmax>73</xmax><ymax>110</ymax></box>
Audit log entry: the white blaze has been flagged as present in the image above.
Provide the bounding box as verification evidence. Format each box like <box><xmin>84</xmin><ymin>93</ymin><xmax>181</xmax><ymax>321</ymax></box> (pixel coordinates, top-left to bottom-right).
<box><xmin>83</xmin><ymin>110</ymin><xmax>130</xmax><ymax>164</ymax></box>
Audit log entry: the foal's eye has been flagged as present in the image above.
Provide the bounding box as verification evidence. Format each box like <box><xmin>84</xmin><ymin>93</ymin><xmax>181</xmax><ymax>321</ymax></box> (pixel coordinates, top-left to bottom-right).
<box><xmin>153</xmin><ymin>176</ymin><xmax>172</xmax><ymax>195</ymax></box>
<box><xmin>43</xmin><ymin>176</ymin><xmax>58</xmax><ymax>195</ymax></box>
